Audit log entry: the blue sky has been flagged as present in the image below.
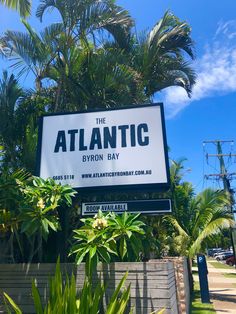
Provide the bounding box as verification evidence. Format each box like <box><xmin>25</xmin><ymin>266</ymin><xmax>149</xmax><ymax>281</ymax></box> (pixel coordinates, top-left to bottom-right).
<box><xmin>1</xmin><ymin>0</ymin><xmax>236</xmax><ymax>193</ymax></box>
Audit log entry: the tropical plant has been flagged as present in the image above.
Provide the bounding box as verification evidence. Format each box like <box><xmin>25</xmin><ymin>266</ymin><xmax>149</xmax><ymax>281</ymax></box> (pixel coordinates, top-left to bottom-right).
<box><xmin>0</xmin><ymin>20</ymin><xmax>64</xmax><ymax>91</ymax></box>
<box><xmin>13</xmin><ymin>91</ymin><xmax>48</xmax><ymax>171</ymax></box>
<box><xmin>0</xmin><ymin>71</ymin><xmax>24</xmax><ymax>170</ymax></box>
<box><xmin>0</xmin><ymin>0</ymin><xmax>31</xmax><ymax>18</ymax></box>
<box><xmin>168</xmin><ymin>159</ymin><xmax>195</xmax><ymax>230</ymax></box>
<box><xmin>0</xmin><ymin>168</ymin><xmax>77</xmax><ymax>262</ymax></box>
<box><xmin>35</xmin><ymin>0</ymin><xmax>133</xmax><ymax>48</ymax></box>
<box><xmin>166</xmin><ymin>188</ymin><xmax>234</xmax><ymax>258</ymax></box>
<box><xmin>70</xmin><ymin>212</ymin><xmax>116</xmax><ymax>276</ymax></box>
<box><xmin>0</xmin><ymin>4</ymin><xmax>196</xmax><ymax>113</ymax></box>
<box><xmin>0</xmin><ymin>0</ymin><xmax>133</xmax><ymax>95</ymax></box>
<box><xmin>144</xmin><ymin>215</ymin><xmax>170</xmax><ymax>259</ymax></box>
<box><xmin>0</xmin><ymin>168</ymin><xmax>31</xmax><ymax>262</ymax></box>
<box><xmin>4</xmin><ymin>258</ymin><xmax>132</xmax><ymax>314</ymax></box>
<box><xmin>108</xmin><ymin>211</ymin><xmax>145</xmax><ymax>261</ymax></box>
<box><xmin>141</xmin><ymin>159</ymin><xmax>194</xmax><ymax>258</ymax></box>
<box><xmin>70</xmin><ymin>211</ymin><xmax>146</xmax><ymax>276</ymax></box>
<box><xmin>18</xmin><ymin>176</ymin><xmax>76</xmax><ymax>262</ymax></box>
<box><xmin>0</xmin><ymin>71</ymin><xmax>47</xmax><ymax>172</ymax></box>
<box><xmin>127</xmin><ymin>10</ymin><xmax>196</xmax><ymax>99</ymax></box>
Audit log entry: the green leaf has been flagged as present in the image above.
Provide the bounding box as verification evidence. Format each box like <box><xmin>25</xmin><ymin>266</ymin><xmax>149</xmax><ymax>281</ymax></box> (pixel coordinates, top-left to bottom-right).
<box><xmin>89</xmin><ymin>246</ymin><xmax>97</xmax><ymax>259</ymax></box>
<box><xmin>106</xmin><ymin>272</ymin><xmax>128</xmax><ymax>314</ymax></box>
<box><xmin>3</xmin><ymin>293</ymin><xmax>22</xmax><ymax>314</ymax></box>
<box><xmin>46</xmin><ymin>218</ymin><xmax>58</xmax><ymax>231</ymax></box>
<box><xmin>41</xmin><ymin>218</ymin><xmax>49</xmax><ymax>234</ymax></box>
<box><xmin>130</xmin><ymin>235</ymin><xmax>142</xmax><ymax>259</ymax></box>
<box><xmin>126</xmin><ymin>230</ymin><xmax>132</xmax><ymax>238</ymax></box>
<box><xmin>90</xmin><ymin>278</ymin><xmax>105</xmax><ymax>314</ymax></box>
<box><xmin>126</xmin><ymin>213</ymin><xmax>141</xmax><ymax>225</ymax></box>
<box><xmin>32</xmin><ymin>280</ymin><xmax>43</xmax><ymax>314</ymax></box>
<box><xmin>1</xmin><ymin>0</ymin><xmax>31</xmax><ymax>18</ymax></box>
<box><xmin>116</xmin><ymin>283</ymin><xmax>131</xmax><ymax>314</ymax></box>
<box><xmin>103</xmin><ymin>242</ymin><xmax>118</xmax><ymax>256</ymax></box>
<box><xmin>97</xmin><ymin>246</ymin><xmax>111</xmax><ymax>263</ymax></box>
<box><xmin>75</xmin><ymin>248</ymin><xmax>89</xmax><ymax>265</ymax></box>
<box><xmin>119</xmin><ymin>237</ymin><xmax>127</xmax><ymax>260</ymax></box>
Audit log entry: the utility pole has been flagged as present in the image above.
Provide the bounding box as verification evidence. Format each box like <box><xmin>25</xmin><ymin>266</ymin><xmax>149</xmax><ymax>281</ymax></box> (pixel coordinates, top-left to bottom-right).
<box><xmin>203</xmin><ymin>140</ymin><xmax>236</xmax><ymax>261</ymax></box>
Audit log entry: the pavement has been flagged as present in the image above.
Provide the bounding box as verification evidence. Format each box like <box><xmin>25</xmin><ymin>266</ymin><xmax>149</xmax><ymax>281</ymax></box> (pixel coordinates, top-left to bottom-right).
<box><xmin>193</xmin><ymin>261</ymin><xmax>236</xmax><ymax>314</ymax></box>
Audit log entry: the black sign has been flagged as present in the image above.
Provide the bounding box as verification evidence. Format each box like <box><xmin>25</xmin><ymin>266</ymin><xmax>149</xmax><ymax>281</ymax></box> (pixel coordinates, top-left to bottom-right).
<box><xmin>81</xmin><ymin>199</ymin><xmax>172</xmax><ymax>216</ymax></box>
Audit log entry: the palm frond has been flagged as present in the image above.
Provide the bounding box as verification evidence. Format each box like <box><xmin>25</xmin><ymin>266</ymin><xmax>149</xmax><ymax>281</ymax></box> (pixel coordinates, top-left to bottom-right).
<box><xmin>12</xmin><ymin>168</ymin><xmax>32</xmax><ymax>182</ymax></box>
<box><xmin>36</xmin><ymin>0</ymin><xmax>57</xmax><ymax>22</ymax></box>
<box><xmin>21</xmin><ymin>19</ymin><xmax>49</xmax><ymax>64</ymax></box>
<box><xmin>164</xmin><ymin>215</ymin><xmax>189</xmax><ymax>239</ymax></box>
<box><xmin>40</xmin><ymin>23</ymin><xmax>64</xmax><ymax>45</ymax></box>
<box><xmin>191</xmin><ymin>189</ymin><xmax>230</xmax><ymax>237</ymax></box>
<box><xmin>151</xmin><ymin>59</ymin><xmax>196</xmax><ymax>96</ymax></box>
<box><xmin>148</xmin><ymin>11</ymin><xmax>195</xmax><ymax>59</ymax></box>
<box><xmin>83</xmin><ymin>2</ymin><xmax>133</xmax><ymax>33</ymax></box>
<box><xmin>133</xmin><ymin>10</ymin><xmax>196</xmax><ymax>97</ymax></box>
<box><xmin>189</xmin><ymin>216</ymin><xmax>234</xmax><ymax>258</ymax></box>
<box><xmin>36</xmin><ymin>0</ymin><xmax>133</xmax><ymax>48</ymax></box>
<box><xmin>197</xmin><ymin>189</ymin><xmax>230</xmax><ymax>211</ymax></box>
<box><xmin>0</xmin><ymin>0</ymin><xmax>31</xmax><ymax>18</ymax></box>
<box><xmin>0</xmin><ymin>30</ymin><xmax>37</xmax><ymax>75</ymax></box>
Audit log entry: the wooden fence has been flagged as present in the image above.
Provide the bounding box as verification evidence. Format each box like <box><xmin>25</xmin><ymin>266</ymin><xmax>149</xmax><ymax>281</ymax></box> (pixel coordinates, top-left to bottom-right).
<box><xmin>0</xmin><ymin>260</ymin><xmax>182</xmax><ymax>314</ymax></box>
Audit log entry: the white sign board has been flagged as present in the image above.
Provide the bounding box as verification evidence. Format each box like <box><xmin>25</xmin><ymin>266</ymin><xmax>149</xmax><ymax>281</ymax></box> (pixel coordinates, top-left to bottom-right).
<box><xmin>37</xmin><ymin>104</ymin><xmax>170</xmax><ymax>190</ymax></box>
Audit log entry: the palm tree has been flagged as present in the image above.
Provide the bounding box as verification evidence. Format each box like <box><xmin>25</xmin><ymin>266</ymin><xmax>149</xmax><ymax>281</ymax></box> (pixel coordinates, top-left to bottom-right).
<box><xmin>0</xmin><ymin>71</ymin><xmax>46</xmax><ymax>171</ymax></box>
<box><xmin>57</xmin><ymin>46</ymin><xmax>148</xmax><ymax>111</ymax></box>
<box><xmin>166</xmin><ymin>188</ymin><xmax>234</xmax><ymax>258</ymax></box>
<box><xmin>168</xmin><ymin>159</ymin><xmax>195</xmax><ymax>229</ymax></box>
<box><xmin>129</xmin><ymin>11</ymin><xmax>196</xmax><ymax>99</ymax></box>
<box><xmin>0</xmin><ymin>0</ymin><xmax>136</xmax><ymax>109</ymax></box>
<box><xmin>36</xmin><ymin>0</ymin><xmax>133</xmax><ymax>48</ymax></box>
<box><xmin>0</xmin><ymin>0</ymin><xmax>31</xmax><ymax>18</ymax></box>
<box><xmin>0</xmin><ymin>0</ymin><xmax>133</xmax><ymax>87</ymax></box>
<box><xmin>0</xmin><ymin>71</ymin><xmax>23</xmax><ymax>169</ymax></box>
<box><xmin>0</xmin><ymin>4</ymin><xmax>196</xmax><ymax>112</ymax></box>
<box><xmin>0</xmin><ymin>20</ymin><xmax>64</xmax><ymax>91</ymax></box>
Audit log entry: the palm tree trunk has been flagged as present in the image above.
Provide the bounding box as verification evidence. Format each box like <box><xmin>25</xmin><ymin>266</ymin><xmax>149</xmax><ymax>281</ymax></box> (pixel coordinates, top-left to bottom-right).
<box><xmin>35</xmin><ymin>76</ymin><xmax>42</xmax><ymax>92</ymax></box>
<box><xmin>54</xmin><ymin>80</ymin><xmax>62</xmax><ymax>112</ymax></box>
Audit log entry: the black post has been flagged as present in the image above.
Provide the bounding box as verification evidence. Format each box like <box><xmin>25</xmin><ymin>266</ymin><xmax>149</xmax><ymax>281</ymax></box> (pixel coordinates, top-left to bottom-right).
<box><xmin>197</xmin><ymin>254</ymin><xmax>210</xmax><ymax>303</ymax></box>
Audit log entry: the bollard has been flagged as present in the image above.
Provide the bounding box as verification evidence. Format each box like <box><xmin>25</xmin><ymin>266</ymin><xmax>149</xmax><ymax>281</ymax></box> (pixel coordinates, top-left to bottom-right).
<box><xmin>197</xmin><ymin>254</ymin><xmax>210</xmax><ymax>303</ymax></box>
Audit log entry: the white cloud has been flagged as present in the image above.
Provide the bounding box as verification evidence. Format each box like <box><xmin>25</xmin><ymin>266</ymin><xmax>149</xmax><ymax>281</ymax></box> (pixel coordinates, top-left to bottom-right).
<box><xmin>163</xmin><ymin>21</ymin><xmax>236</xmax><ymax>118</ymax></box>
<box><xmin>215</xmin><ymin>20</ymin><xmax>236</xmax><ymax>40</ymax></box>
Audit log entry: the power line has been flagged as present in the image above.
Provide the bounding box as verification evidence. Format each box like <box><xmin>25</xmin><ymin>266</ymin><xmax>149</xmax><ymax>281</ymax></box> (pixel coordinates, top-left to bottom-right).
<box><xmin>203</xmin><ymin>140</ymin><xmax>236</xmax><ymax>263</ymax></box>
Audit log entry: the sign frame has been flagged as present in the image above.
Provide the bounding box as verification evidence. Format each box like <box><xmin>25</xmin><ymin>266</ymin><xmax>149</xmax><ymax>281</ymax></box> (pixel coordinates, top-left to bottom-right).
<box><xmin>36</xmin><ymin>103</ymin><xmax>170</xmax><ymax>192</ymax></box>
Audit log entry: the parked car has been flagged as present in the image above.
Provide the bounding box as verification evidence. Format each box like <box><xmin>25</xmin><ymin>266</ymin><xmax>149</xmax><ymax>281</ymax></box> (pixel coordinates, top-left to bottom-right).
<box><xmin>216</xmin><ymin>251</ymin><xmax>233</xmax><ymax>261</ymax></box>
<box><xmin>213</xmin><ymin>250</ymin><xmax>225</xmax><ymax>258</ymax></box>
<box><xmin>207</xmin><ymin>248</ymin><xmax>222</xmax><ymax>257</ymax></box>
<box><xmin>226</xmin><ymin>256</ymin><xmax>236</xmax><ymax>266</ymax></box>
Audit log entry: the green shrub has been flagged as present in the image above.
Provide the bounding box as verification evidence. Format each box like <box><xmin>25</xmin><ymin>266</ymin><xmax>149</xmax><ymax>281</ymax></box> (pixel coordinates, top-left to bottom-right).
<box><xmin>70</xmin><ymin>210</ymin><xmax>146</xmax><ymax>275</ymax></box>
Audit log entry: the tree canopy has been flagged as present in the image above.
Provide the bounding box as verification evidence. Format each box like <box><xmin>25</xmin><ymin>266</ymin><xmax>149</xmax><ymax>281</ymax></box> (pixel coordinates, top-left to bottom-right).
<box><xmin>0</xmin><ymin>0</ymin><xmax>31</xmax><ymax>18</ymax></box>
<box><xmin>1</xmin><ymin>1</ymin><xmax>232</xmax><ymax>262</ymax></box>
<box><xmin>0</xmin><ymin>1</ymin><xmax>196</xmax><ymax>170</ymax></box>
